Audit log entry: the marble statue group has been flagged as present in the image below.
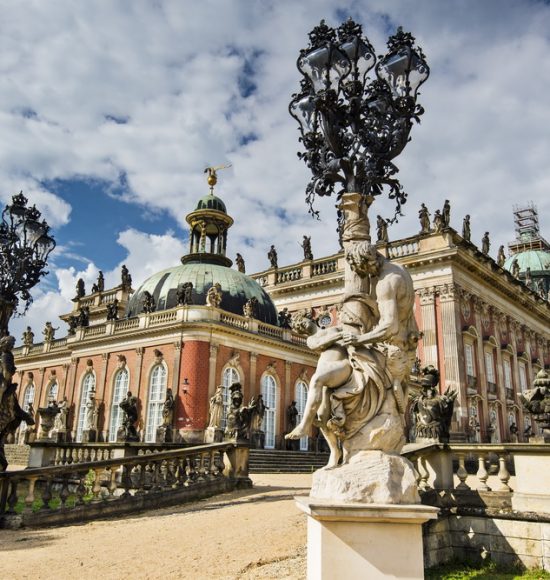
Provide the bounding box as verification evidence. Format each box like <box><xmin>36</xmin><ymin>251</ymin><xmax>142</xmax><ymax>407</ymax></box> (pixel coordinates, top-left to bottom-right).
<box><xmin>286</xmin><ymin>193</ymin><xmax>421</xmax><ymax>503</ymax></box>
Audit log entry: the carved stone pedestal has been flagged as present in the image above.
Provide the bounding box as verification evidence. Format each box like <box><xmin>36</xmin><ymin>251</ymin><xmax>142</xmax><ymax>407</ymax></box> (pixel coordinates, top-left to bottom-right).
<box><xmin>512</xmin><ymin>449</ymin><xmax>550</xmax><ymax>514</ymax></box>
<box><xmin>156</xmin><ymin>425</ymin><xmax>173</xmax><ymax>443</ymax></box>
<box><xmin>51</xmin><ymin>430</ymin><xmax>67</xmax><ymax>444</ymax></box>
<box><xmin>82</xmin><ymin>429</ymin><xmax>97</xmax><ymax>443</ymax></box>
<box><xmin>249</xmin><ymin>429</ymin><xmax>265</xmax><ymax>449</ymax></box>
<box><xmin>296</xmin><ymin>498</ymin><xmax>438</xmax><ymax>580</ymax></box>
<box><xmin>204</xmin><ymin>427</ymin><xmax>223</xmax><ymax>443</ymax></box>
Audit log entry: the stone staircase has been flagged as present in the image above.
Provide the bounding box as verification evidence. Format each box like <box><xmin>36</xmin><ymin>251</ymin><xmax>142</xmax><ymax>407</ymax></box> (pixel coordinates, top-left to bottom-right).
<box><xmin>249</xmin><ymin>449</ymin><xmax>329</xmax><ymax>473</ymax></box>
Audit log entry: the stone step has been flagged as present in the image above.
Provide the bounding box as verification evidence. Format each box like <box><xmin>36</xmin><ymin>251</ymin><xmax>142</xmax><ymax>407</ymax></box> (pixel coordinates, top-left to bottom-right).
<box><xmin>249</xmin><ymin>450</ymin><xmax>329</xmax><ymax>473</ymax></box>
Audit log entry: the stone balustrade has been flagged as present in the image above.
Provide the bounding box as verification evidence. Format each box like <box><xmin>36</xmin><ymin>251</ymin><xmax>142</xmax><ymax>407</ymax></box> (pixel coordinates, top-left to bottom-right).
<box><xmin>0</xmin><ymin>442</ymin><xmax>250</xmax><ymax>529</ymax></box>
<box><xmin>386</xmin><ymin>239</ymin><xmax>419</xmax><ymax>258</ymax></box>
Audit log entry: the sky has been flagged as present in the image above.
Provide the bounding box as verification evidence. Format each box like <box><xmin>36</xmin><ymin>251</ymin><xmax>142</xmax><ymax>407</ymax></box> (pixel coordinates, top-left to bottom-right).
<box><xmin>2</xmin><ymin>0</ymin><xmax>550</xmax><ymax>342</ymax></box>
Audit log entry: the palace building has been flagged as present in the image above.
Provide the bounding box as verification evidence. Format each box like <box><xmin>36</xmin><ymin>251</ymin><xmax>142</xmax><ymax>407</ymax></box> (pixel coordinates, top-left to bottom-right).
<box><xmin>13</xmin><ymin>186</ymin><xmax>550</xmax><ymax>447</ymax></box>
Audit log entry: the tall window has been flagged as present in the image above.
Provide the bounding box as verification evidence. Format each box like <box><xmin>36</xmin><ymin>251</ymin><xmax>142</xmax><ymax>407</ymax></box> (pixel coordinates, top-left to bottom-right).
<box><xmin>109</xmin><ymin>369</ymin><xmax>129</xmax><ymax>442</ymax></box>
<box><xmin>20</xmin><ymin>384</ymin><xmax>36</xmax><ymax>434</ymax></box>
<box><xmin>76</xmin><ymin>373</ymin><xmax>96</xmax><ymax>442</ymax></box>
<box><xmin>295</xmin><ymin>381</ymin><xmax>308</xmax><ymax>451</ymax></box>
<box><xmin>519</xmin><ymin>363</ymin><xmax>528</xmax><ymax>391</ymax></box>
<box><xmin>503</xmin><ymin>359</ymin><xmax>513</xmax><ymax>399</ymax></box>
<box><xmin>145</xmin><ymin>365</ymin><xmax>167</xmax><ymax>442</ymax></box>
<box><xmin>261</xmin><ymin>374</ymin><xmax>277</xmax><ymax>449</ymax></box>
<box><xmin>222</xmin><ymin>367</ymin><xmax>240</xmax><ymax>429</ymax></box>
<box><xmin>47</xmin><ymin>381</ymin><xmax>58</xmax><ymax>402</ymax></box>
<box><xmin>485</xmin><ymin>352</ymin><xmax>495</xmax><ymax>384</ymax></box>
<box><xmin>464</xmin><ymin>343</ymin><xmax>476</xmax><ymax>378</ymax></box>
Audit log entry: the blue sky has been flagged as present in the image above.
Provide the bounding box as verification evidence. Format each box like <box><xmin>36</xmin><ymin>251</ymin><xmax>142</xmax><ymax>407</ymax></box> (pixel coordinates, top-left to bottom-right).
<box><xmin>2</xmin><ymin>0</ymin><xmax>550</xmax><ymax>341</ymax></box>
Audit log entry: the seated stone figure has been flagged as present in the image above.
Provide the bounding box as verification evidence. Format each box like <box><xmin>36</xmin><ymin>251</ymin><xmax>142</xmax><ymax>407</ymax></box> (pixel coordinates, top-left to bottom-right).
<box><xmin>286</xmin><ymin>241</ymin><xmax>419</xmax><ymax>469</ymax></box>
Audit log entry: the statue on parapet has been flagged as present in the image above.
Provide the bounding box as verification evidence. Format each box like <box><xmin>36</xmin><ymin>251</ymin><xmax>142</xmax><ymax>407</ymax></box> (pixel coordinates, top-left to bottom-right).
<box><xmin>462</xmin><ymin>214</ymin><xmax>471</xmax><ymax>242</ymax></box>
<box><xmin>142</xmin><ymin>291</ymin><xmax>156</xmax><ymax>314</ymax></box>
<box><xmin>121</xmin><ymin>264</ymin><xmax>132</xmax><ymax>290</ymax></box>
<box><xmin>157</xmin><ymin>388</ymin><xmax>175</xmax><ymax>443</ymax></box>
<box><xmin>278</xmin><ymin>308</ymin><xmax>292</xmax><ymax>329</ymax></box>
<box><xmin>243</xmin><ymin>297</ymin><xmax>258</xmax><ymax>318</ymax></box>
<box><xmin>96</xmin><ymin>271</ymin><xmax>105</xmax><ymax>293</ymax></box>
<box><xmin>235</xmin><ymin>253</ymin><xmax>246</xmax><ymax>273</ymax></box>
<box><xmin>441</xmin><ymin>199</ymin><xmax>451</xmax><ymax>228</ymax></box>
<box><xmin>497</xmin><ymin>245</ymin><xmax>506</xmax><ymax>268</ymax></box>
<box><xmin>432</xmin><ymin>210</ymin><xmax>443</xmax><ymax>234</ymax></box>
<box><xmin>511</xmin><ymin>258</ymin><xmax>520</xmax><ymax>278</ymax></box>
<box><xmin>481</xmin><ymin>231</ymin><xmax>490</xmax><ymax>255</ymax></box>
<box><xmin>376</xmin><ymin>215</ymin><xmax>388</xmax><ymax>243</ymax></box>
<box><xmin>43</xmin><ymin>321</ymin><xmax>58</xmax><ymax>342</ymax></box>
<box><xmin>300</xmin><ymin>235</ymin><xmax>314</xmax><ymax>260</ymax></box>
<box><xmin>418</xmin><ymin>203</ymin><xmax>431</xmax><ymax>234</ymax></box>
<box><xmin>410</xmin><ymin>366</ymin><xmax>457</xmax><ymax>444</ymax></box>
<box><xmin>206</xmin><ymin>283</ymin><xmax>222</xmax><ymax>308</ymax></box>
<box><xmin>77</xmin><ymin>306</ymin><xmax>90</xmax><ymax>327</ymax></box>
<box><xmin>268</xmin><ymin>245</ymin><xmax>278</xmax><ymax>269</ymax></box>
<box><xmin>106</xmin><ymin>299</ymin><xmax>119</xmax><ymax>321</ymax></box>
<box><xmin>75</xmin><ymin>278</ymin><xmax>85</xmax><ymax>300</ymax></box>
<box><xmin>22</xmin><ymin>326</ymin><xmax>34</xmax><ymax>346</ymax></box>
<box><xmin>176</xmin><ymin>282</ymin><xmax>193</xmax><ymax>306</ymax></box>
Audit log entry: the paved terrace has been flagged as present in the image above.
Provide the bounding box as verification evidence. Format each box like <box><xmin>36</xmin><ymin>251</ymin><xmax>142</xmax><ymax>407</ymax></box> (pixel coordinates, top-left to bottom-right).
<box><xmin>2</xmin><ymin>473</ymin><xmax>311</xmax><ymax>580</ymax></box>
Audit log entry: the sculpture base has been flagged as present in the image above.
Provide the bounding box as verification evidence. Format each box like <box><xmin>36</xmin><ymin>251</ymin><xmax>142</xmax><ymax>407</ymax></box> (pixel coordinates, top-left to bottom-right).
<box><xmin>82</xmin><ymin>429</ymin><xmax>97</xmax><ymax>443</ymax></box>
<box><xmin>117</xmin><ymin>428</ymin><xmax>139</xmax><ymax>443</ymax></box>
<box><xmin>250</xmin><ymin>429</ymin><xmax>265</xmax><ymax>449</ymax></box>
<box><xmin>296</xmin><ymin>498</ymin><xmax>438</xmax><ymax>580</ymax></box>
<box><xmin>156</xmin><ymin>425</ymin><xmax>173</xmax><ymax>443</ymax></box>
<box><xmin>204</xmin><ymin>427</ymin><xmax>224</xmax><ymax>444</ymax></box>
<box><xmin>51</xmin><ymin>430</ymin><xmax>67</xmax><ymax>443</ymax></box>
<box><xmin>311</xmin><ymin>450</ymin><xmax>419</xmax><ymax>504</ymax></box>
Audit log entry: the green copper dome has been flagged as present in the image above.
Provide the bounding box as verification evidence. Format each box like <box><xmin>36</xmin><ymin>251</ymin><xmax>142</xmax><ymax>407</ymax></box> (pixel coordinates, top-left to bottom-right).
<box><xmin>195</xmin><ymin>194</ymin><xmax>227</xmax><ymax>213</ymax></box>
<box><xmin>126</xmin><ymin>262</ymin><xmax>278</xmax><ymax>325</ymax></box>
<box><xmin>504</xmin><ymin>250</ymin><xmax>550</xmax><ymax>274</ymax></box>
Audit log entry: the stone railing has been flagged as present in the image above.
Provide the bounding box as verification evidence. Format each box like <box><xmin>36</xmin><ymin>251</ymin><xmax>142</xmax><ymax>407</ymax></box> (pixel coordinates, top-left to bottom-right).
<box><xmin>114</xmin><ymin>317</ymin><xmax>140</xmax><ymax>331</ymax></box>
<box><xmin>276</xmin><ymin>267</ymin><xmax>302</xmax><ymax>284</ymax></box>
<box><xmin>387</xmin><ymin>239</ymin><xmax>419</xmax><ymax>259</ymax></box>
<box><xmin>148</xmin><ymin>310</ymin><xmax>179</xmax><ymax>326</ymax></box>
<box><xmin>99</xmin><ymin>290</ymin><xmax>119</xmax><ymax>305</ymax></box>
<box><xmin>49</xmin><ymin>338</ymin><xmax>67</xmax><ymax>350</ymax></box>
<box><xmin>219</xmin><ymin>313</ymin><xmax>250</xmax><ymax>330</ymax></box>
<box><xmin>311</xmin><ymin>259</ymin><xmax>338</xmax><ymax>277</ymax></box>
<box><xmin>257</xmin><ymin>322</ymin><xmax>284</xmax><ymax>339</ymax></box>
<box><xmin>83</xmin><ymin>324</ymin><xmax>106</xmax><ymax>338</ymax></box>
<box><xmin>0</xmin><ymin>442</ymin><xmax>250</xmax><ymax>529</ymax></box>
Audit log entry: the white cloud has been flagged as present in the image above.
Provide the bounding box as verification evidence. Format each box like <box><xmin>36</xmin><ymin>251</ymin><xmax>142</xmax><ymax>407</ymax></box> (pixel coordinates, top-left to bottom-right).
<box><xmin>2</xmin><ymin>0</ymin><xmax>550</xmax><ymax>332</ymax></box>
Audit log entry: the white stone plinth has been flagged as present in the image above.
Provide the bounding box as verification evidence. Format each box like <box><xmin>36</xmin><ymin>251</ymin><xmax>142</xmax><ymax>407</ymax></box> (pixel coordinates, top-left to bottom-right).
<box><xmin>512</xmin><ymin>452</ymin><xmax>550</xmax><ymax>514</ymax></box>
<box><xmin>296</xmin><ymin>498</ymin><xmax>438</xmax><ymax>580</ymax></box>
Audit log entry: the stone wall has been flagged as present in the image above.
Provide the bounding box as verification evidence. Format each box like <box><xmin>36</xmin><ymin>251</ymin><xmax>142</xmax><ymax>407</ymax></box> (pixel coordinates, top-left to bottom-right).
<box><xmin>424</xmin><ymin>514</ymin><xmax>550</xmax><ymax>570</ymax></box>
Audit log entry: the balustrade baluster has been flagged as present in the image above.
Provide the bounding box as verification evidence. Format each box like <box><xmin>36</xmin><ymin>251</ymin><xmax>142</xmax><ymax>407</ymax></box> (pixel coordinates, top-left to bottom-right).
<box><xmin>91</xmin><ymin>468</ymin><xmax>103</xmax><ymax>502</ymax></box>
<box><xmin>67</xmin><ymin>448</ymin><xmax>74</xmax><ymax>465</ymax></box>
<box><xmin>184</xmin><ymin>456</ymin><xmax>196</xmax><ymax>486</ymax></box>
<box><xmin>41</xmin><ymin>478</ymin><xmax>52</xmax><ymax>510</ymax></box>
<box><xmin>497</xmin><ymin>454</ymin><xmax>512</xmax><ymax>492</ymax></box>
<box><xmin>152</xmin><ymin>462</ymin><xmax>162</xmax><ymax>491</ymax></box>
<box><xmin>476</xmin><ymin>454</ymin><xmax>491</xmax><ymax>491</ymax></box>
<box><xmin>6</xmin><ymin>479</ymin><xmax>19</xmax><ymax>514</ymax></box>
<box><xmin>122</xmin><ymin>463</ymin><xmax>133</xmax><ymax>497</ymax></box>
<box><xmin>24</xmin><ymin>476</ymin><xmax>37</xmax><ymax>513</ymax></box>
<box><xmin>107</xmin><ymin>467</ymin><xmax>118</xmax><ymax>499</ymax></box>
<box><xmin>54</xmin><ymin>448</ymin><xmax>61</xmax><ymax>465</ymax></box>
<box><xmin>59</xmin><ymin>475</ymin><xmax>70</xmax><ymax>507</ymax></box>
<box><xmin>216</xmin><ymin>450</ymin><xmax>226</xmax><ymax>476</ymax></box>
<box><xmin>75</xmin><ymin>472</ymin><xmax>87</xmax><ymax>505</ymax></box>
<box><xmin>196</xmin><ymin>453</ymin><xmax>206</xmax><ymax>482</ymax></box>
<box><xmin>456</xmin><ymin>454</ymin><xmax>470</xmax><ymax>490</ymax></box>
<box><xmin>209</xmin><ymin>451</ymin><xmax>217</xmax><ymax>478</ymax></box>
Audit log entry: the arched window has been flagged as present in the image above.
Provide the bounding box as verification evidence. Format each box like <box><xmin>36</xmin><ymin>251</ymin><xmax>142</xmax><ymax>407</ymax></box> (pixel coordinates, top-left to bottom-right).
<box><xmin>222</xmin><ymin>367</ymin><xmax>240</xmax><ymax>428</ymax></box>
<box><xmin>295</xmin><ymin>381</ymin><xmax>308</xmax><ymax>451</ymax></box>
<box><xmin>109</xmin><ymin>369</ymin><xmax>129</xmax><ymax>442</ymax></box>
<box><xmin>47</xmin><ymin>381</ymin><xmax>58</xmax><ymax>402</ymax></box>
<box><xmin>261</xmin><ymin>374</ymin><xmax>278</xmax><ymax>449</ymax></box>
<box><xmin>145</xmin><ymin>365</ymin><xmax>167</xmax><ymax>442</ymax></box>
<box><xmin>76</xmin><ymin>373</ymin><xmax>96</xmax><ymax>442</ymax></box>
<box><xmin>20</xmin><ymin>384</ymin><xmax>36</xmax><ymax>433</ymax></box>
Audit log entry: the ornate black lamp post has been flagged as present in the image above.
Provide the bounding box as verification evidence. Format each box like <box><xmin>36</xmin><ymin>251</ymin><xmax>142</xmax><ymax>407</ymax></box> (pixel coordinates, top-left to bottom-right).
<box><xmin>0</xmin><ymin>192</ymin><xmax>56</xmax><ymax>335</ymax></box>
<box><xmin>289</xmin><ymin>19</ymin><xmax>429</xmax><ymax>230</ymax></box>
<box><xmin>0</xmin><ymin>191</ymin><xmax>55</xmax><ymax>469</ymax></box>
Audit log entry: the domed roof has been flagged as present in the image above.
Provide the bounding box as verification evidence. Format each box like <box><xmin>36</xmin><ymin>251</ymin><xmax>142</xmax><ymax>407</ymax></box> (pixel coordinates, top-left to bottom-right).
<box><xmin>194</xmin><ymin>194</ymin><xmax>227</xmax><ymax>213</ymax></box>
<box><xmin>126</xmin><ymin>262</ymin><xmax>278</xmax><ymax>325</ymax></box>
<box><xmin>504</xmin><ymin>250</ymin><xmax>550</xmax><ymax>273</ymax></box>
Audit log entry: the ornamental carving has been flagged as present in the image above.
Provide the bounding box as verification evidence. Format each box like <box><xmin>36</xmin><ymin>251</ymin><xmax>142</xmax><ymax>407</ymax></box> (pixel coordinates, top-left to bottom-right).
<box><xmin>417</xmin><ymin>287</ymin><xmax>436</xmax><ymax>306</ymax></box>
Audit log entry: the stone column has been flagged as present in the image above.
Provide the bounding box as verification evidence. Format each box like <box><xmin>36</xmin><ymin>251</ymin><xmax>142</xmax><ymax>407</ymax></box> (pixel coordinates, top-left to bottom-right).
<box><xmin>207</xmin><ymin>344</ymin><xmax>218</xmax><ymax>399</ymax></box>
<box><xmin>473</xmin><ymin>298</ymin><xmax>489</xmax><ymax>440</ymax></box>
<box><xmin>438</xmin><ymin>283</ymin><xmax>467</xmax><ymax>431</ymax></box>
<box><xmin>418</xmin><ymin>287</ymin><xmax>438</xmax><ymax>368</ymax></box>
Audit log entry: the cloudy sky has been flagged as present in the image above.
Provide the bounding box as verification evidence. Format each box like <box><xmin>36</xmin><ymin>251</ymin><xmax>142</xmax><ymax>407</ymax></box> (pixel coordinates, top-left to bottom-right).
<box><xmin>2</xmin><ymin>0</ymin><xmax>550</xmax><ymax>341</ymax></box>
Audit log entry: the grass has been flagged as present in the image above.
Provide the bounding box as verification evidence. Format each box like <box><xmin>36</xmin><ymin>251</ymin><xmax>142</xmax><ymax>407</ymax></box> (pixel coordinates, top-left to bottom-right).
<box><xmin>426</xmin><ymin>561</ymin><xmax>550</xmax><ymax>579</ymax></box>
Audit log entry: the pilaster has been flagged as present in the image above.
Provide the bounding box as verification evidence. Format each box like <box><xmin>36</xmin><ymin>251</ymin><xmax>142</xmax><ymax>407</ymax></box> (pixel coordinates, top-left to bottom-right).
<box><xmin>418</xmin><ymin>287</ymin><xmax>438</xmax><ymax>368</ymax></box>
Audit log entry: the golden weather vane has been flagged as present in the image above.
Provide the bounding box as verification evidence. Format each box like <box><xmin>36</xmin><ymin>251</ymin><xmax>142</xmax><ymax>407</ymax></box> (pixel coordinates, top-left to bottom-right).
<box><xmin>204</xmin><ymin>164</ymin><xmax>232</xmax><ymax>194</ymax></box>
